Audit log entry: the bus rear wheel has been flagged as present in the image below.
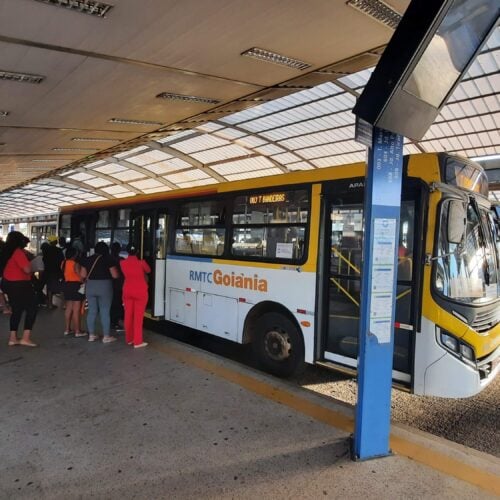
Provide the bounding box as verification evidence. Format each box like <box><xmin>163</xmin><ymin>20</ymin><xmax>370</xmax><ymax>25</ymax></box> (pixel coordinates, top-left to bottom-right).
<box><xmin>253</xmin><ymin>312</ymin><xmax>304</xmax><ymax>378</ymax></box>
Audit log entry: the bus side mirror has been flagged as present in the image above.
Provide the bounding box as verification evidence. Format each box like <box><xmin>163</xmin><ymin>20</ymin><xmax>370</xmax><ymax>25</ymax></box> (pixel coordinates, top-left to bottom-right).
<box><xmin>447</xmin><ymin>200</ymin><xmax>466</xmax><ymax>244</ymax></box>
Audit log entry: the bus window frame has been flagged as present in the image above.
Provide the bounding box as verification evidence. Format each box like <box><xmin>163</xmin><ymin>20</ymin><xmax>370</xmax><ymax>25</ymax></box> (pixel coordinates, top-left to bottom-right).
<box><xmin>228</xmin><ymin>185</ymin><xmax>311</xmax><ymax>266</ymax></box>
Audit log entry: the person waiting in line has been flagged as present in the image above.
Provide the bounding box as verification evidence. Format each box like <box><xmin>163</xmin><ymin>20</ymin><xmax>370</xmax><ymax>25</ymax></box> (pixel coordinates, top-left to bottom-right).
<box><xmin>30</xmin><ymin>245</ymin><xmax>47</xmax><ymax>307</ymax></box>
<box><xmin>120</xmin><ymin>243</ymin><xmax>151</xmax><ymax>348</ymax></box>
<box><xmin>80</xmin><ymin>241</ymin><xmax>120</xmax><ymax>343</ymax></box>
<box><xmin>57</xmin><ymin>236</ymin><xmax>68</xmax><ymax>257</ymax></box>
<box><xmin>71</xmin><ymin>232</ymin><xmax>85</xmax><ymax>259</ymax></box>
<box><xmin>0</xmin><ymin>231</ymin><xmax>38</xmax><ymax>347</ymax></box>
<box><xmin>0</xmin><ymin>237</ymin><xmax>12</xmax><ymax>315</ymax></box>
<box><xmin>110</xmin><ymin>242</ymin><xmax>125</xmax><ymax>331</ymax></box>
<box><xmin>61</xmin><ymin>247</ymin><xmax>86</xmax><ymax>337</ymax></box>
<box><xmin>43</xmin><ymin>235</ymin><xmax>64</xmax><ymax>309</ymax></box>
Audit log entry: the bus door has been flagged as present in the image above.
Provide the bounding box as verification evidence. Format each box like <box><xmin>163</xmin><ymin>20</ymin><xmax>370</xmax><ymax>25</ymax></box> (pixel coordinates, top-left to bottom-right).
<box><xmin>130</xmin><ymin>210</ymin><xmax>168</xmax><ymax>317</ymax></box>
<box><xmin>320</xmin><ymin>181</ymin><xmax>420</xmax><ymax>384</ymax></box>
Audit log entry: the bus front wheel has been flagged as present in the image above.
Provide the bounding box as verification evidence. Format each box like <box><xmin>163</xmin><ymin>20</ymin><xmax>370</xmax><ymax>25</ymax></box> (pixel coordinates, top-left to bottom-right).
<box><xmin>253</xmin><ymin>312</ymin><xmax>305</xmax><ymax>378</ymax></box>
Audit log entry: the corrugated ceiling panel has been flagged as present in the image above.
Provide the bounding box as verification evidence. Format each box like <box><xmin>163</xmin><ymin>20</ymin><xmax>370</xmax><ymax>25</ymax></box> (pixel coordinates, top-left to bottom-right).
<box><xmin>191</xmin><ymin>144</ymin><xmax>250</xmax><ymax>164</ymax></box>
<box><xmin>126</xmin><ymin>150</ymin><xmax>172</xmax><ymax>166</ymax></box>
<box><xmin>211</xmin><ymin>156</ymin><xmax>275</xmax><ymax>176</ymax></box>
<box><xmin>224</xmin><ymin>168</ymin><xmax>284</xmax><ymax>181</ymax></box>
<box><xmin>172</xmin><ymin>135</ymin><xmax>229</xmax><ymax>154</ymax></box>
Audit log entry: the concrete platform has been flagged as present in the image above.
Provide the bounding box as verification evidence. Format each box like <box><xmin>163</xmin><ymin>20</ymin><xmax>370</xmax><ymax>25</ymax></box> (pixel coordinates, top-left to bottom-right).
<box><xmin>0</xmin><ymin>308</ymin><xmax>499</xmax><ymax>499</ymax></box>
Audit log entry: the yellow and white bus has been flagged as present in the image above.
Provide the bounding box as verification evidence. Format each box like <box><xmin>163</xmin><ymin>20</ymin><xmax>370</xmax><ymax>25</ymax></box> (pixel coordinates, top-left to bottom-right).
<box><xmin>61</xmin><ymin>153</ymin><xmax>500</xmax><ymax>398</ymax></box>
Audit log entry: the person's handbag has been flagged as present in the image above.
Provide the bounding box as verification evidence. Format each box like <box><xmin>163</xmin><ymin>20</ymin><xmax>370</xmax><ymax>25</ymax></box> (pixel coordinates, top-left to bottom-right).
<box><xmin>79</xmin><ymin>255</ymin><xmax>101</xmax><ymax>296</ymax></box>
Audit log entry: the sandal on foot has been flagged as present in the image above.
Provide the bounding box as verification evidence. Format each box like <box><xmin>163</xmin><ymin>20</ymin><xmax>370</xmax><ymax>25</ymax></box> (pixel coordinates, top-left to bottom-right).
<box><xmin>19</xmin><ymin>340</ymin><xmax>37</xmax><ymax>347</ymax></box>
<box><xmin>134</xmin><ymin>342</ymin><xmax>148</xmax><ymax>349</ymax></box>
<box><xmin>88</xmin><ymin>334</ymin><xmax>99</xmax><ymax>342</ymax></box>
<box><xmin>8</xmin><ymin>340</ymin><xmax>19</xmax><ymax>346</ymax></box>
<box><xmin>63</xmin><ymin>331</ymin><xmax>72</xmax><ymax>336</ymax></box>
<box><xmin>75</xmin><ymin>332</ymin><xmax>88</xmax><ymax>337</ymax></box>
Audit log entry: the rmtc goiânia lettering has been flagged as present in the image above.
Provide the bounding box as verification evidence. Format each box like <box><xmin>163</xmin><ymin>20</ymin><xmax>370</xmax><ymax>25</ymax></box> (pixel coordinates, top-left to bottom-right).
<box><xmin>189</xmin><ymin>269</ymin><xmax>268</xmax><ymax>292</ymax></box>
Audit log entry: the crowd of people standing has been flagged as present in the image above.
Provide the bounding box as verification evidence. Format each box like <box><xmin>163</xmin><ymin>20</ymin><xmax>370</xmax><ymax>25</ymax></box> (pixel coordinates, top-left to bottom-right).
<box><xmin>0</xmin><ymin>232</ymin><xmax>150</xmax><ymax>349</ymax></box>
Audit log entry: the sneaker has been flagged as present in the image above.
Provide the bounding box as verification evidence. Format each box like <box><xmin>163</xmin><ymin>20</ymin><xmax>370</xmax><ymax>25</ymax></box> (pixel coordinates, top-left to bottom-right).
<box><xmin>88</xmin><ymin>334</ymin><xmax>99</xmax><ymax>342</ymax></box>
<box><xmin>63</xmin><ymin>331</ymin><xmax>72</xmax><ymax>336</ymax></box>
<box><xmin>134</xmin><ymin>342</ymin><xmax>148</xmax><ymax>349</ymax></box>
<box><xmin>102</xmin><ymin>336</ymin><xmax>117</xmax><ymax>344</ymax></box>
<box><xmin>75</xmin><ymin>332</ymin><xmax>88</xmax><ymax>338</ymax></box>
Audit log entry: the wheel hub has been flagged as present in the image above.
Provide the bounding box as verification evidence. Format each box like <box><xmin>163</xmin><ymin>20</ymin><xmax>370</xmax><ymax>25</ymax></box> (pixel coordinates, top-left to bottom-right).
<box><xmin>264</xmin><ymin>330</ymin><xmax>291</xmax><ymax>361</ymax></box>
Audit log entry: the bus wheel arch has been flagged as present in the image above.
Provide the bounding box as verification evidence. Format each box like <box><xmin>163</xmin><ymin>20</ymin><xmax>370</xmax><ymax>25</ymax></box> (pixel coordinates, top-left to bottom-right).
<box><xmin>243</xmin><ymin>301</ymin><xmax>305</xmax><ymax>378</ymax></box>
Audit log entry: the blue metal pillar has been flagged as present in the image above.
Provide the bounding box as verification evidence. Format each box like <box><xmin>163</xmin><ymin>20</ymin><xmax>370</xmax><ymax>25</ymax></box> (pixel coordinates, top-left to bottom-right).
<box><xmin>354</xmin><ymin>126</ymin><xmax>404</xmax><ymax>460</ymax></box>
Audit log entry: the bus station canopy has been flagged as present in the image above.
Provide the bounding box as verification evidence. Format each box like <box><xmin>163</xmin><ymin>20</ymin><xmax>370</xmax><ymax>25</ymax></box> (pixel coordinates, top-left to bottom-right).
<box><xmin>0</xmin><ymin>1</ymin><xmax>498</xmax><ymax>220</ymax></box>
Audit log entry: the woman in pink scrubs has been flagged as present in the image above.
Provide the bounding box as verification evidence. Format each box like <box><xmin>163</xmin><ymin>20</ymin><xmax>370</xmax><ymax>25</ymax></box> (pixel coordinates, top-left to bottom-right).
<box><xmin>120</xmin><ymin>243</ymin><xmax>151</xmax><ymax>348</ymax></box>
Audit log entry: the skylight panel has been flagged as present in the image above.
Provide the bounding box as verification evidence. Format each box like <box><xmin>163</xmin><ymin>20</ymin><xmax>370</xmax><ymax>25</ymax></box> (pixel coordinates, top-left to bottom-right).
<box><xmin>166</xmin><ymin>169</ymin><xmax>210</xmax><ymax>184</ymax></box>
<box><xmin>212</xmin><ymin>128</ymin><xmax>247</xmax><ymax>140</ymax></box>
<box><xmin>156</xmin><ymin>130</ymin><xmax>200</xmax><ymax>144</ymax></box>
<box><xmin>272</xmin><ymin>152</ymin><xmax>302</xmax><ymax>164</ymax></box>
<box><xmin>129</xmin><ymin>178</ymin><xmax>164</xmax><ymax>190</ymax></box>
<box><xmin>176</xmin><ymin>178</ymin><xmax>218</xmax><ymax>189</ymax></box>
<box><xmin>195</xmin><ymin>122</ymin><xmax>225</xmax><ymax>133</ymax></box>
<box><xmin>101</xmin><ymin>185</ymin><xmax>135</xmax><ymax>195</ymax></box>
<box><xmin>211</xmin><ymin>156</ymin><xmax>275</xmax><ymax>176</ymax></box>
<box><xmin>68</xmin><ymin>172</ymin><xmax>95</xmax><ymax>182</ymax></box>
<box><xmin>172</xmin><ymin>134</ymin><xmax>230</xmax><ymax>154</ymax></box>
<box><xmin>114</xmin><ymin>146</ymin><xmax>149</xmax><ymax>159</ymax></box>
<box><xmin>143</xmin><ymin>186</ymin><xmax>171</xmax><ymax>194</ymax></box>
<box><xmin>225</xmin><ymin>168</ymin><xmax>283</xmax><ymax>182</ymax></box>
<box><xmin>141</xmin><ymin>161</ymin><xmax>183</xmax><ymax>175</ymax></box>
<box><xmin>286</xmin><ymin>161</ymin><xmax>315</xmax><ymax>171</ymax></box>
<box><xmin>126</xmin><ymin>150</ymin><xmax>172</xmax><ymax>166</ymax></box>
<box><xmin>83</xmin><ymin>160</ymin><xmax>106</xmax><ymax>169</ymax></box>
<box><xmin>254</xmin><ymin>144</ymin><xmax>285</xmax><ymax>155</ymax></box>
<box><xmin>81</xmin><ymin>177</ymin><xmax>112</xmax><ymax>188</ymax></box>
<box><xmin>109</xmin><ymin>169</ymin><xmax>145</xmax><ymax>182</ymax></box>
<box><xmin>234</xmin><ymin>136</ymin><xmax>268</xmax><ymax>148</ymax></box>
<box><xmin>93</xmin><ymin>163</ymin><xmax>127</xmax><ymax>175</ymax></box>
<box><xmin>112</xmin><ymin>192</ymin><xmax>137</xmax><ymax>199</ymax></box>
<box><xmin>191</xmin><ymin>144</ymin><xmax>251</xmax><ymax>164</ymax></box>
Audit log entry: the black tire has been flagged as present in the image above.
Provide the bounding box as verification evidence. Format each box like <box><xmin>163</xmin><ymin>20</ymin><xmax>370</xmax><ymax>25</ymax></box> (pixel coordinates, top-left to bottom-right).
<box><xmin>252</xmin><ymin>312</ymin><xmax>305</xmax><ymax>378</ymax></box>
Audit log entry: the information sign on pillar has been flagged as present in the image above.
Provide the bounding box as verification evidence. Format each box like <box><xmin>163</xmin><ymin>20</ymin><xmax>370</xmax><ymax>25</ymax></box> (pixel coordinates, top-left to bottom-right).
<box><xmin>354</xmin><ymin>126</ymin><xmax>403</xmax><ymax>460</ymax></box>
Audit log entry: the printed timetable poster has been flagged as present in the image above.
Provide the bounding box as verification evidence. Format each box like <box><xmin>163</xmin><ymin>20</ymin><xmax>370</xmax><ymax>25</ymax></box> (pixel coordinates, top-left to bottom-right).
<box><xmin>369</xmin><ymin>218</ymin><xmax>397</xmax><ymax>344</ymax></box>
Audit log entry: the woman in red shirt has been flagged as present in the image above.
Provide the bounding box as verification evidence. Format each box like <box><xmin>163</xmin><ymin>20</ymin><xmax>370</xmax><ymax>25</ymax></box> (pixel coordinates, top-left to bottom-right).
<box><xmin>120</xmin><ymin>243</ymin><xmax>151</xmax><ymax>348</ymax></box>
<box><xmin>0</xmin><ymin>231</ymin><xmax>38</xmax><ymax>347</ymax></box>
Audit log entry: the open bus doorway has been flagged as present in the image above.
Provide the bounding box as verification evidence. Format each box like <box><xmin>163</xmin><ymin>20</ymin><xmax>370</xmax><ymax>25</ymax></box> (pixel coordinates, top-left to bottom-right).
<box><xmin>320</xmin><ymin>181</ymin><xmax>422</xmax><ymax>386</ymax></box>
<box><xmin>130</xmin><ymin>210</ymin><xmax>168</xmax><ymax>317</ymax></box>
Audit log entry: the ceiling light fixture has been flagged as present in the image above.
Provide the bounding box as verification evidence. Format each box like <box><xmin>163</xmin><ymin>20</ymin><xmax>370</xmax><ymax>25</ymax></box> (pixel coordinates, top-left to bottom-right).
<box><xmin>108</xmin><ymin>118</ymin><xmax>164</xmax><ymax>126</ymax></box>
<box><xmin>156</xmin><ymin>92</ymin><xmax>220</xmax><ymax>105</ymax></box>
<box><xmin>346</xmin><ymin>0</ymin><xmax>401</xmax><ymax>30</ymax></box>
<box><xmin>72</xmin><ymin>137</ymin><xmax>121</xmax><ymax>143</ymax></box>
<box><xmin>0</xmin><ymin>110</ymin><xmax>9</xmax><ymax>117</ymax></box>
<box><xmin>241</xmin><ymin>47</ymin><xmax>311</xmax><ymax>71</ymax></box>
<box><xmin>33</xmin><ymin>0</ymin><xmax>113</xmax><ymax>18</ymax></box>
<box><xmin>0</xmin><ymin>70</ymin><xmax>45</xmax><ymax>84</ymax></box>
<box><xmin>52</xmin><ymin>147</ymin><xmax>97</xmax><ymax>152</ymax></box>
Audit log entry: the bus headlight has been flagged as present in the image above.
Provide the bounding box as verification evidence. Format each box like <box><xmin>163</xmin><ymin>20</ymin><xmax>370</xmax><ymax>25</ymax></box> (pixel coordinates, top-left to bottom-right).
<box><xmin>460</xmin><ymin>344</ymin><xmax>475</xmax><ymax>362</ymax></box>
<box><xmin>440</xmin><ymin>332</ymin><xmax>459</xmax><ymax>352</ymax></box>
<box><xmin>438</xmin><ymin>328</ymin><xmax>476</xmax><ymax>365</ymax></box>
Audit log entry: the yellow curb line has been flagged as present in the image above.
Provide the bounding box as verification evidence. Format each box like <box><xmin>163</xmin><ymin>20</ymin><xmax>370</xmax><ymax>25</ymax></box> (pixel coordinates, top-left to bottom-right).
<box><xmin>152</xmin><ymin>342</ymin><xmax>500</xmax><ymax>496</ymax></box>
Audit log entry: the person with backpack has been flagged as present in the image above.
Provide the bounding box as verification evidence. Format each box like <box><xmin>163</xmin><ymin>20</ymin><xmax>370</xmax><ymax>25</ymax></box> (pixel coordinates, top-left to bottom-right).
<box><xmin>0</xmin><ymin>231</ymin><xmax>38</xmax><ymax>347</ymax></box>
<box><xmin>61</xmin><ymin>247</ymin><xmax>86</xmax><ymax>337</ymax></box>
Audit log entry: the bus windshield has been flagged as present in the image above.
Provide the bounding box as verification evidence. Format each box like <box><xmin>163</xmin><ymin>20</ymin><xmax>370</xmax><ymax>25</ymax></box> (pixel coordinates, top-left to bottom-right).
<box><xmin>435</xmin><ymin>198</ymin><xmax>500</xmax><ymax>304</ymax></box>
